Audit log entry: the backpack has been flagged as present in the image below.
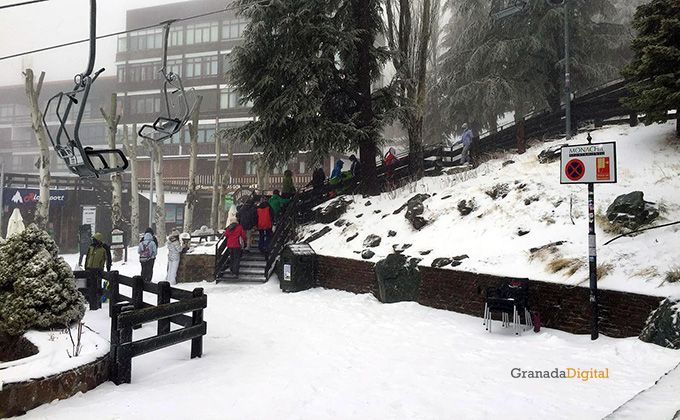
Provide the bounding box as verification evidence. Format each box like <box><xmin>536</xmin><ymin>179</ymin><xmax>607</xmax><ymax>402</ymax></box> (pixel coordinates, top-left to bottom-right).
<box><xmin>139</xmin><ymin>242</ymin><xmax>152</xmax><ymax>261</ymax></box>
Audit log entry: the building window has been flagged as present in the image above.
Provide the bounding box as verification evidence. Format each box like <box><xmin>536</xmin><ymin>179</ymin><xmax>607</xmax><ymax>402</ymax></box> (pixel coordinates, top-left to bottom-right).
<box><xmin>117</xmin><ymin>36</ymin><xmax>127</xmax><ymax>53</ymax></box>
<box><xmin>0</xmin><ymin>104</ymin><xmax>14</xmax><ymax>123</ymax></box>
<box><xmin>220</xmin><ymin>89</ymin><xmax>250</xmax><ymax>109</ymax></box>
<box><xmin>169</xmin><ymin>26</ymin><xmax>184</xmax><ymax>47</ymax></box>
<box><xmin>222</xmin><ymin>19</ymin><xmax>248</xmax><ymax>40</ymax></box>
<box><xmin>130</xmin><ymin>97</ymin><xmax>161</xmax><ymax>115</ymax></box>
<box><xmin>185</xmin><ymin>57</ymin><xmax>202</xmax><ymax>78</ymax></box>
<box><xmin>245</xmin><ymin>160</ymin><xmax>257</xmax><ymax>175</ymax></box>
<box><xmin>167</xmin><ymin>59</ymin><xmax>182</xmax><ymax>77</ymax></box>
<box><xmin>117</xmin><ymin>66</ymin><xmax>126</xmax><ymax>83</ymax></box>
<box><xmin>299</xmin><ymin>161</ymin><xmax>306</xmax><ymax>174</ymax></box>
<box><xmin>128</xmin><ymin>28</ymin><xmax>163</xmax><ymax>51</ymax></box>
<box><xmin>186</xmin><ymin>22</ymin><xmax>218</xmax><ymax>45</ymax></box>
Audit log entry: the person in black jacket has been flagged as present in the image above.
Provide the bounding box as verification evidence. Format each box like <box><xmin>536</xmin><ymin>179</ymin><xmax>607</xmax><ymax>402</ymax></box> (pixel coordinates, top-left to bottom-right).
<box><xmin>349</xmin><ymin>154</ymin><xmax>361</xmax><ymax>178</ymax></box>
<box><xmin>312</xmin><ymin>167</ymin><xmax>326</xmax><ymax>191</ymax></box>
<box><xmin>237</xmin><ymin>199</ymin><xmax>258</xmax><ymax>251</ymax></box>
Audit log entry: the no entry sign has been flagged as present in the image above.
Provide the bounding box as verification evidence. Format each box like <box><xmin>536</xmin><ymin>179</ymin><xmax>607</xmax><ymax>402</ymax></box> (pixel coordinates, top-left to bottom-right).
<box><xmin>560</xmin><ymin>141</ymin><xmax>617</xmax><ymax>184</ymax></box>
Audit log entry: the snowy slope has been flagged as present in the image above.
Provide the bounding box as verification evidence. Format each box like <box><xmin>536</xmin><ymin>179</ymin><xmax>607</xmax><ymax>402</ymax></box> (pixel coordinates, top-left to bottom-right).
<box><xmin>19</xmin><ymin>280</ymin><xmax>680</xmax><ymax>420</ymax></box>
<box><xmin>301</xmin><ymin>122</ymin><xmax>680</xmax><ymax>298</ymax></box>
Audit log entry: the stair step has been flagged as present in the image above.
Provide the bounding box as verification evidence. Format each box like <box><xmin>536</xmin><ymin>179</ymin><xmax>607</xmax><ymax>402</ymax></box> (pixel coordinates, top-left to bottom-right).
<box><xmin>217</xmin><ymin>273</ymin><xmax>267</xmax><ymax>283</ymax></box>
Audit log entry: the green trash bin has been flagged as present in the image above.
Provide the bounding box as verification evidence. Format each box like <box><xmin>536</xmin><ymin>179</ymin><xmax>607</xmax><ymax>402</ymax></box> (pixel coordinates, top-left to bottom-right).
<box><xmin>279</xmin><ymin>243</ymin><xmax>317</xmax><ymax>292</ymax></box>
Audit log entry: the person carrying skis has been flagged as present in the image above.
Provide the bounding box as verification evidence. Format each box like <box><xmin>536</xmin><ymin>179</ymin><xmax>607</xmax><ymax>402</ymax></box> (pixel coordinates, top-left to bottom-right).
<box><xmin>223</xmin><ymin>216</ymin><xmax>247</xmax><ymax>276</ymax></box>
<box><xmin>84</xmin><ymin>232</ymin><xmax>112</xmax><ymax>302</ymax></box>
<box><xmin>138</xmin><ymin>232</ymin><xmax>158</xmax><ymax>282</ymax></box>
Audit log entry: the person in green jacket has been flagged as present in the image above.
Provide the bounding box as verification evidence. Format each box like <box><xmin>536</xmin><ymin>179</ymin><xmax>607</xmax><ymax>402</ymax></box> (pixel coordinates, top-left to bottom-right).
<box><xmin>281</xmin><ymin>169</ymin><xmax>296</xmax><ymax>199</ymax></box>
<box><xmin>84</xmin><ymin>232</ymin><xmax>112</xmax><ymax>303</ymax></box>
<box><xmin>268</xmin><ymin>189</ymin><xmax>290</xmax><ymax>222</ymax></box>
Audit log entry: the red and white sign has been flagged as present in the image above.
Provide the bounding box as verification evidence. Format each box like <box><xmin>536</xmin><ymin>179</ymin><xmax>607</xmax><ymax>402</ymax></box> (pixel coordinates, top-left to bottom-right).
<box><xmin>560</xmin><ymin>142</ymin><xmax>617</xmax><ymax>184</ymax></box>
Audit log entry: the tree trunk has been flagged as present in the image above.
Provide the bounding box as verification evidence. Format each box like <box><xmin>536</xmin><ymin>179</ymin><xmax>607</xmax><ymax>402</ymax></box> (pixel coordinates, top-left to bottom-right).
<box><xmin>515</xmin><ymin>106</ymin><xmax>527</xmax><ymax>154</ymax></box>
<box><xmin>151</xmin><ymin>142</ymin><xmax>166</xmax><ymax>246</ymax></box>
<box><xmin>352</xmin><ymin>0</ymin><xmax>380</xmax><ymax>196</ymax></box>
<box><xmin>123</xmin><ymin>124</ymin><xmax>140</xmax><ymax>246</ymax></box>
<box><xmin>23</xmin><ymin>69</ymin><xmax>50</xmax><ymax>229</ymax></box>
<box><xmin>210</xmin><ymin>132</ymin><xmax>222</xmax><ymax>230</ymax></box>
<box><xmin>184</xmin><ymin>95</ymin><xmax>203</xmax><ymax>233</ymax></box>
<box><xmin>218</xmin><ymin>139</ymin><xmax>235</xmax><ymax>229</ymax></box>
<box><xmin>256</xmin><ymin>154</ymin><xmax>269</xmax><ymax>192</ymax></box>
<box><xmin>100</xmin><ymin>94</ymin><xmax>123</xmax><ymax>260</ymax></box>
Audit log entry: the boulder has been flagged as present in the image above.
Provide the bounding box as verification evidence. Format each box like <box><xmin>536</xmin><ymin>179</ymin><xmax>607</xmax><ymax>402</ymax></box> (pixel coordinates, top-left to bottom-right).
<box><xmin>373</xmin><ymin>209</ymin><xmax>381</xmax><ymax>214</ymax></box>
<box><xmin>517</xmin><ymin>229</ymin><xmax>530</xmax><ymax>236</ymax></box>
<box><xmin>392</xmin><ymin>244</ymin><xmax>412</xmax><ymax>253</ymax></box>
<box><xmin>404</xmin><ymin>194</ymin><xmax>431</xmax><ymax>230</ymax></box>
<box><xmin>365</xmin><ymin>201</ymin><xmax>372</xmax><ymax>206</ymax></box>
<box><xmin>387</xmin><ymin>230</ymin><xmax>397</xmax><ymax>237</ymax></box>
<box><xmin>606</xmin><ymin>191</ymin><xmax>659</xmax><ymax>230</ymax></box>
<box><xmin>314</xmin><ymin>197</ymin><xmax>352</xmax><ymax>224</ymax></box>
<box><xmin>374</xmin><ymin>253</ymin><xmax>422</xmax><ymax>303</ymax></box>
<box><xmin>538</xmin><ymin>144</ymin><xmax>567</xmax><ymax>164</ymax></box>
<box><xmin>639</xmin><ymin>299</ymin><xmax>680</xmax><ymax>349</ymax></box>
<box><xmin>452</xmin><ymin>254</ymin><xmax>469</xmax><ymax>261</ymax></box>
<box><xmin>524</xmin><ymin>196</ymin><xmax>539</xmax><ymax>206</ymax></box>
<box><xmin>485</xmin><ymin>183</ymin><xmax>510</xmax><ymax>200</ymax></box>
<box><xmin>303</xmin><ymin>226</ymin><xmax>332</xmax><ymax>243</ymax></box>
<box><xmin>346</xmin><ymin>233</ymin><xmax>359</xmax><ymax>242</ymax></box>
<box><xmin>361</xmin><ymin>249</ymin><xmax>375</xmax><ymax>259</ymax></box>
<box><xmin>419</xmin><ymin>250</ymin><xmax>432</xmax><ymax>255</ymax></box>
<box><xmin>502</xmin><ymin>160</ymin><xmax>515</xmax><ymax>167</ymax></box>
<box><xmin>431</xmin><ymin>257</ymin><xmax>452</xmax><ymax>268</ymax></box>
<box><xmin>458</xmin><ymin>199</ymin><xmax>475</xmax><ymax>216</ymax></box>
<box><xmin>356</xmin><ymin>213</ymin><xmax>363</xmax><ymax>218</ymax></box>
<box><xmin>363</xmin><ymin>234</ymin><xmax>381</xmax><ymax>248</ymax></box>
<box><xmin>334</xmin><ymin>219</ymin><xmax>346</xmax><ymax>227</ymax></box>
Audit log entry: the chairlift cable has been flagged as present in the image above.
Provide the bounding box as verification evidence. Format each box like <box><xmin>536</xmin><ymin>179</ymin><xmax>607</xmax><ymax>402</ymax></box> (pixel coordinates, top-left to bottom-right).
<box><xmin>0</xmin><ymin>0</ymin><xmax>48</xmax><ymax>10</ymax></box>
<box><xmin>0</xmin><ymin>0</ymin><xmax>266</xmax><ymax>62</ymax></box>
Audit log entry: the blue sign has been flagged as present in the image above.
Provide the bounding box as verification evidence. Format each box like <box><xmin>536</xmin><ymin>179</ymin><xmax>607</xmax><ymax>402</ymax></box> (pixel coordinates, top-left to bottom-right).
<box><xmin>3</xmin><ymin>188</ymin><xmax>69</xmax><ymax>207</ymax></box>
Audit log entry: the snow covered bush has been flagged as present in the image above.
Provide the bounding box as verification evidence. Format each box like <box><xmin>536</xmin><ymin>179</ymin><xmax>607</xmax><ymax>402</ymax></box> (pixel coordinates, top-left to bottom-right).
<box><xmin>0</xmin><ymin>224</ymin><xmax>85</xmax><ymax>337</ymax></box>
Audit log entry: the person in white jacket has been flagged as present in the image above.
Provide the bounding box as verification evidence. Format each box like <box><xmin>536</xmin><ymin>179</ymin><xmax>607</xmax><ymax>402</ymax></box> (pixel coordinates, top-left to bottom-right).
<box><xmin>166</xmin><ymin>230</ymin><xmax>183</xmax><ymax>284</ymax></box>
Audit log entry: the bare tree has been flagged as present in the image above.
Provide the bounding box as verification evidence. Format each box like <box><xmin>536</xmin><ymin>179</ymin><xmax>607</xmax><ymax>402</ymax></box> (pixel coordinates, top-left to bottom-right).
<box><xmin>123</xmin><ymin>124</ymin><xmax>140</xmax><ymax>246</ymax></box>
<box><xmin>149</xmin><ymin>141</ymin><xmax>166</xmax><ymax>246</ymax></box>
<box><xmin>23</xmin><ymin>69</ymin><xmax>50</xmax><ymax>229</ymax></box>
<box><xmin>184</xmin><ymin>95</ymin><xmax>203</xmax><ymax>233</ymax></box>
<box><xmin>385</xmin><ymin>0</ymin><xmax>438</xmax><ymax>178</ymax></box>
<box><xmin>217</xmin><ymin>136</ymin><xmax>237</xmax><ymax>229</ymax></box>
<box><xmin>100</xmin><ymin>94</ymin><xmax>123</xmax><ymax>259</ymax></box>
<box><xmin>210</xmin><ymin>131</ymin><xmax>222</xmax><ymax>231</ymax></box>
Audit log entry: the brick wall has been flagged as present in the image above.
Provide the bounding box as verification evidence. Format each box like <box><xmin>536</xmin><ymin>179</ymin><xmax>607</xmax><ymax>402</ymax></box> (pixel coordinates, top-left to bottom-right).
<box><xmin>315</xmin><ymin>255</ymin><xmax>663</xmax><ymax>338</ymax></box>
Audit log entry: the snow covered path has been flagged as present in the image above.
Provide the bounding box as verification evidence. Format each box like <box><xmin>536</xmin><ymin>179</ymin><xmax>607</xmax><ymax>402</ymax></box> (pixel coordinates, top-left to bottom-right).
<box><xmin>21</xmin><ymin>279</ymin><xmax>680</xmax><ymax>420</ymax></box>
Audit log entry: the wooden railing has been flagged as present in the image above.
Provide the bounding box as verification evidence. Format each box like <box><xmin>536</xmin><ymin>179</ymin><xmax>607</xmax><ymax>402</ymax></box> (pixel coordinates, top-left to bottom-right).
<box><xmin>106</xmin><ymin>271</ymin><xmax>207</xmax><ymax>385</ymax></box>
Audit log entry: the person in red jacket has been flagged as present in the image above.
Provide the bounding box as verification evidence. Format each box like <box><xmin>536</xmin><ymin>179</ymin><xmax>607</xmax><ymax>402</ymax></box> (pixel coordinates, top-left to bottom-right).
<box><xmin>384</xmin><ymin>147</ymin><xmax>398</xmax><ymax>178</ymax></box>
<box><xmin>223</xmin><ymin>218</ymin><xmax>247</xmax><ymax>276</ymax></box>
<box><xmin>256</xmin><ymin>200</ymin><xmax>274</xmax><ymax>255</ymax></box>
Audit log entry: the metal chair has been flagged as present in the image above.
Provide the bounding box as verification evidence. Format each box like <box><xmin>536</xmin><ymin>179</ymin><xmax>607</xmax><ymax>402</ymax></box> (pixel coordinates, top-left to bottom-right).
<box><xmin>483</xmin><ymin>279</ymin><xmax>532</xmax><ymax>335</ymax></box>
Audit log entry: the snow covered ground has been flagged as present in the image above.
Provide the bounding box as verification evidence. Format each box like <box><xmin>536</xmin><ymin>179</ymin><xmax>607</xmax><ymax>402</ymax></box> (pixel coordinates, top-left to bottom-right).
<box><xmin>18</xmin><ymin>278</ymin><xmax>680</xmax><ymax>420</ymax></box>
<box><xmin>1</xmin><ymin>309</ymin><xmax>109</xmax><ymax>384</ymax></box>
<box><xmin>301</xmin><ymin>122</ymin><xmax>680</xmax><ymax>298</ymax></box>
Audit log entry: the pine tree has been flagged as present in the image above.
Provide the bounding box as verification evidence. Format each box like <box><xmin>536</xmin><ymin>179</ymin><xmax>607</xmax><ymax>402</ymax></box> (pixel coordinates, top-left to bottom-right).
<box><xmin>227</xmin><ymin>0</ymin><xmax>391</xmax><ymax>194</ymax></box>
<box><xmin>0</xmin><ymin>225</ymin><xmax>85</xmax><ymax>337</ymax></box>
<box><xmin>439</xmin><ymin>0</ymin><xmax>630</xmax><ymax>133</ymax></box>
<box><xmin>621</xmin><ymin>0</ymin><xmax>680</xmax><ymax>136</ymax></box>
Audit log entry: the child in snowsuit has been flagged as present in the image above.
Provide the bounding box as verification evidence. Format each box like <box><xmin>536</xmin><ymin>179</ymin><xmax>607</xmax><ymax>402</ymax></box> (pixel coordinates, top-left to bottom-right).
<box><xmin>138</xmin><ymin>232</ymin><xmax>158</xmax><ymax>282</ymax></box>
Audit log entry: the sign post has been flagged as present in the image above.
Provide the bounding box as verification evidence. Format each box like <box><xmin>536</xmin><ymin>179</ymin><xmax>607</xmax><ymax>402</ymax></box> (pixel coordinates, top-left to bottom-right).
<box><xmin>110</xmin><ymin>228</ymin><xmax>127</xmax><ymax>262</ymax></box>
<box><xmin>560</xmin><ymin>133</ymin><xmax>617</xmax><ymax>340</ymax></box>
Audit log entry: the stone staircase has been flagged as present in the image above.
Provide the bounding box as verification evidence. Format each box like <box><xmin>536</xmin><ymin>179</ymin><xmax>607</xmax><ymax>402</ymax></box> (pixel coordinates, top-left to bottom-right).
<box><xmin>216</xmin><ymin>250</ymin><xmax>267</xmax><ymax>283</ymax></box>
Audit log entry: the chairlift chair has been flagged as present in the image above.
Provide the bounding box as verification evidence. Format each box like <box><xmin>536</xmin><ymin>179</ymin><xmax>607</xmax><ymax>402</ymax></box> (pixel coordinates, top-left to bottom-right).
<box><xmin>42</xmin><ymin>0</ymin><xmax>128</xmax><ymax>178</ymax></box>
<box><xmin>138</xmin><ymin>21</ymin><xmax>197</xmax><ymax>142</ymax></box>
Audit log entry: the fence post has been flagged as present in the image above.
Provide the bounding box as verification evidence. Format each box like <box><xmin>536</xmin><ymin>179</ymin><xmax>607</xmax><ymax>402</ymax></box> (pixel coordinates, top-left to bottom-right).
<box><xmin>190</xmin><ymin>288</ymin><xmax>205</xmax><ymax>359</ymax></box>
<box><xmin>86</xmin><ymin>269</ymin><xmax>101</xmax><ymax>310</ymax></box>
<box><xmin>115</xmin><ymin>304</ymin><xmax>135</xmax><ymax>385</ymax></box>
<box><xmin>629</xmin><ymin>113</ymin><xmax>638</xmax><ymax>127</ymax></box>
<box><xmin>109</xmin><ymin>301</ymin><xmax>121</xmax><ymax>383</ymax></box>
<box><xmin>157</xmin><ymin>281</ymin><xmax>171</xmax><ymax>336</ymax></box>
<box><xmin>132</xmin><ymin>275</ymin><xmax>144</xmax><ymax>330</ymax></box>
<box><xmin>109</xmin><ymin>271</ymin><xmax>120</xmax><ymax>318</ymax></box>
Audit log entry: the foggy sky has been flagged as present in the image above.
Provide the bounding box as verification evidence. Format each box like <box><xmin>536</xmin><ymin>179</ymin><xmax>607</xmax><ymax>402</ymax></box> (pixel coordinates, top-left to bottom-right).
<box><xmin>0</xmin><ymin>0</ymin><xmax>190</xmax><ymax>86</ymax></box>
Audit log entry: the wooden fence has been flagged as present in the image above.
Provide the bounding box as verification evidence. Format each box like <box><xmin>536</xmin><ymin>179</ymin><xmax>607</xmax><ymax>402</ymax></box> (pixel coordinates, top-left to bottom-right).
<box><xmin>105</xmin><ymin>271</ymin><xmax>207</xmax><ymax>385</ymax></box>
<box><xmin>73</xmin><ymin>269</ymin><xmax>103</xmax><ymax>311</ymax></box>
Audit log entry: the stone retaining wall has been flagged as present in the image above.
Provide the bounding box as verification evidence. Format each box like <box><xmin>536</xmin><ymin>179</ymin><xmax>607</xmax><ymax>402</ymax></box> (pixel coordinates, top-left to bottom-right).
<box><xmin>316</xmin><ymin>255</ymin><xmax>663</xmax><ymax>338</ymax></box>
<box><xmin>177</xmin><ymin>254</ymin><xmax>215</xmax><ymax>283</ymax></box>
<box><xmin>0</xmin><ymin>355</ymin><xmax>110</xmax><ymax>418</ymax></box>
